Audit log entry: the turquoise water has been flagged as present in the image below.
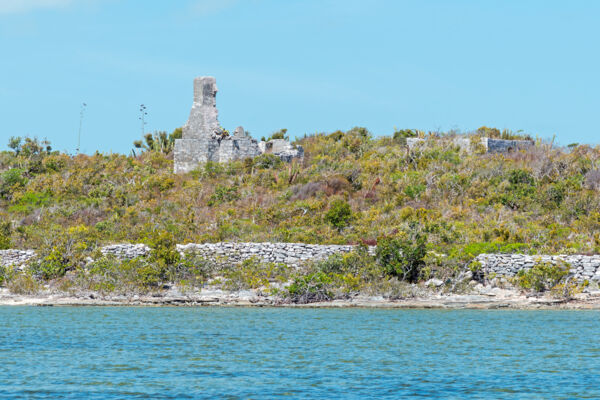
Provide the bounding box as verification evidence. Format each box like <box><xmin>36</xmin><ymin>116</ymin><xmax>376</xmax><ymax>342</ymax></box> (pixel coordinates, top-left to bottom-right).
<box><xmin>0</xmin><ymin>308</ymin><xmax>599</xmax><ymax>399</ymax></box>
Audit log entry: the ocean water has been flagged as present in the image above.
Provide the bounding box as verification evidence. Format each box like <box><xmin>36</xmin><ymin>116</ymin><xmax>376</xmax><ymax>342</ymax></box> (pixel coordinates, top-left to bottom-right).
<box><xmin>0</xmin><ymin>307</ymin><xmax>598</xmax><ymax>399</ymax></box>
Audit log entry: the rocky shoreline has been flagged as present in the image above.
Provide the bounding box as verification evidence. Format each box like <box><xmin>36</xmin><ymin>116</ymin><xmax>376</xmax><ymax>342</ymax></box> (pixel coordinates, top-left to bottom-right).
<box><xmin>2</xmin><ymin>286</ymin><xmax>600</xmax><ymax>309</ymax></box>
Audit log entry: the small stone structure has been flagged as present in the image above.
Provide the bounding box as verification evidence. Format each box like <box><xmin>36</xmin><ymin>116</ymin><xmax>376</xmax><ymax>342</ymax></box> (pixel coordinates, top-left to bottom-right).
<box><xmin>475</xmin><ymin>254</ymin><xmax>600</xmax><ymax>282</ymax></box>
<box><xmin>174</xmin><ymin>77</ymin><xmax>303</xmax><ymax>173</ymax></box>
<box><xmin>406</xmin><ymin>136</ymin><xmax>534</xmax><ymax>154</ymax></box>
<box><xmin>258</xmin><ymin>139</ymin><xmax>304</xmax><ymax>163</ymax></box>
<box><xmin>483</xmin><ymin>138</ymin><xmax>534</xmax><ymax>153</ymax></box>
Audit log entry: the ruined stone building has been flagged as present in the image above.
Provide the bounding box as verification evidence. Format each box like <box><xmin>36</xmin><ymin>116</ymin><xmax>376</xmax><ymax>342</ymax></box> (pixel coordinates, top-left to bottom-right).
<box><xmin>174</xmin><ymin>76</ymin><xmax>303</xmax><ymax>173</ymax></box>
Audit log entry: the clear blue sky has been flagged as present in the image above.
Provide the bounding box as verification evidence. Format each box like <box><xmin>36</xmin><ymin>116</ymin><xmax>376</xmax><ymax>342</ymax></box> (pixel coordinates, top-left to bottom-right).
<box><xmin>1</xmin><ymin>0</ymin><xmax>599</xmax><ymax>154</ymax></box>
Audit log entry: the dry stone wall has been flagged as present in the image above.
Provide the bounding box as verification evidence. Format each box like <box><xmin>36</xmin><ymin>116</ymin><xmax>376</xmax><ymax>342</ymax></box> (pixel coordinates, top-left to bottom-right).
<box><xmin>100</xmin><ymin>244</ymin><xmax>151</xmax><ymax>259</ymax></box>
<box><xmin>3</xmin><ymin>244</ymin><xmax>600</xmax><ymax>283</ymax></box>
<box><xmin>0</xmin><ymin>243</ymin><xmax>367</xmax><ymax>269</ymax></box>
<box><xmin>176</xmin><ymin>242</ymin><xmax>364</xmax><ymax>267</ymax></box>
<box><xmin>475</xmin><ymin>254</ymin><xmax>600</xmax><ymax>282</ymax></box>
<box><xmin>0</xmin><ymin>250</ymin><xmax>36</xmax><ymax>270</ymax></box>
<box><xmin>406</xmin><ymin>136</ymin><xmax>534</xmax><ymax>154</ymax></box>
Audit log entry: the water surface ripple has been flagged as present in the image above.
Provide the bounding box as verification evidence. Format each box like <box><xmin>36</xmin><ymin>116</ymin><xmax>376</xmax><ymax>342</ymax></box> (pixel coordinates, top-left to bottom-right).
<box><xmin>0</xmin><ymin>307</ymin><xmax>598</xmax><ymax>399</ymax></box>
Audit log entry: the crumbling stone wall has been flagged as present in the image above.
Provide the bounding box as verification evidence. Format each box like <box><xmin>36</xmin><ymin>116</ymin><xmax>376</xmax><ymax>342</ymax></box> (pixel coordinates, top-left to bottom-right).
<box><xmin>176</xmin><ymin>242</ymin><xmax>363</xmax><ymax>267</ymax></box>
<box><xmin>0</xmin><ymin>243</ymin><xmax>370</xmax><ymax>269</ymax></box>
<box><xmin>484</xmin><ymin>138</ymin><xmax>534</xmax><ymax>153</ymax></box>
<box><xmin>0</xmin><ymin>250</ymin><xmax>36</xmax><ymax>271</ymax></box>
<box><xmin>7</xmin><ymin>243</ymin><xmax>597</xmax><ymax>283</ymax></box>
<box><xmin>475</xmin><ymin>254</ymin><xmax>600</xmax><ymax>282</ymax></box>
<box><xmin>100</xmin><ymin>244</ymin><xmax>151</xmax><ymax>259</ymax></box>
<box><xmin>407</xmin><ymin>136</ymin><xmax>534</xmax><ymax>154</ymax></box>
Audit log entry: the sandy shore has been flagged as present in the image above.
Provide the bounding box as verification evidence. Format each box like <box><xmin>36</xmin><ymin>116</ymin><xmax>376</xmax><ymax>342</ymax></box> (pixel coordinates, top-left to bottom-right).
<box><xmin>2</xmin><ymin>287</ymin><xmax>600</xmax><ymax>309</ymax></box>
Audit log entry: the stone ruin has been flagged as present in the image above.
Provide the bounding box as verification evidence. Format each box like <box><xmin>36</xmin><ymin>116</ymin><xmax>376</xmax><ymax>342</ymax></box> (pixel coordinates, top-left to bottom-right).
<box><xmin>406</xmin><ymin>136</ymin><xmax>534</xmax><ymax>153</ymax></box>
<box><xmin>174</xmin><ymin>77</ymin><xmax>303</xmax><ymax>173</ymax></box>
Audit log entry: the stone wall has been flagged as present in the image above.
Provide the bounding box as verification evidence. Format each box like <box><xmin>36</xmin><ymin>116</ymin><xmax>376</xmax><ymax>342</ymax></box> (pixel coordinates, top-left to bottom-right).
<box><xmin>483</xmin><ymin>138</ymin><xmax>534</xmax><ymax>153</ymax></box>
<box><xmin>0</xmin><ymin>243</ymin><xmax>368</xmax><ymax>269</ymax></box>
<box><xmin>100</xmin><ymin>244</ymin><xmax>151</xmax><ymax>259</ymax></box>
<box><xmin>218</xmin><ymin>135</ymin><xmax>262</xmax><ymax>163</ymax></box>
<box><xmin>407</xmin><ymin>136</ymin><xmax>534</xmax><ymax>154</ymax></box>
<box><xmin>475</xmin><ymin>254</ymin><xmax>600</xmax><ymax>282</ymax></box>
<box><xmin>0</xmin><ymin>250</ymin><xmax>36</xmax><ymax>271</ymax></box>
<box><xmin>3</xmin><ymin>244</ymin><xmax>600</xmax><ymax>283</ymax></box>
<box><xmin>176</xmin><ymin>242</ymin><xmax>365</xmax><ymax>267</ymax></box>
<box><xmin>405</xmin><ymin>137</ymin><xmax>425</xmax><ymax>149</ymax></box>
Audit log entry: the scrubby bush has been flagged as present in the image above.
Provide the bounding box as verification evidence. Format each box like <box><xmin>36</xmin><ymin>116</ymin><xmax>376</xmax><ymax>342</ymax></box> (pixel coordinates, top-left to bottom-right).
<box><xmin>0</xmin><ymin>168</ymin><xmax>27</xmax><ymax>199</ymax></box>
<box><xmin>285</xmin><ymin>272</ymin><xmax>333</xmax><ymax>303</ymax></box>
<box><xmin>208</xmin><ymin>185</ymin><xmax>240</xmax><ymax>206</ymax></box>
<box><xmin>145</xmin><ymin>230</ymin><xmax>180</xmax><ymax>266</ymax></box>
<box><xmin>32</xmin><ymin>246</ymin><xmax>68</xmax><ymax>280</ymax></box>
<box><xmin>0</xmin><ymin>222</ymin><xmax>11</xmax><ymax>249</ymax></box>
<box><xmin>393</xmin><ymin>128</ymin><xmax>418</xmax><ymax>140</ymax></box>
<box><xmin>7</xmin><ymin>272</ymin><xmax>39</xmax><ymax>295</ymax></box>
<box><xmin>267</xmin><ymin>128</ymin><xmax>289</xmax><ymax>141</ymax></box>
<box><xmin>133</xmin><ymin>128</ymin><xmax>182</xmax><ymax>154</ymax></box>
<box><xmin>514</xmin><ymin>262</ymin><xmax>569</xmax><ymax>292</ymax></box>
<box><xmin>376</xmin><ymin>230</ymin><xmax>427</xmax><ymax>283</ymax></box>
<box><xmin>223</xmin><ymin>258</ymin><xmax>288</xmax><ymax>290</ymax></box>
<box><xmin>324</xmin><ymin>199</ymin><xmax>353</xmax><ymax>230</ymax></box>
<box><xmin>253</xmin><ymin>154</ymin><xmax>283</xmax><ymax>169</ymax></box>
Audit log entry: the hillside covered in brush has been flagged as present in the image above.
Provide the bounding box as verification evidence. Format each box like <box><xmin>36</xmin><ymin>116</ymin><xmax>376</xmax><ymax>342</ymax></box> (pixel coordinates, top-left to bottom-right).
<box><xmin>1</xmin><ymin>127</ymin><xmax>600</xmax><ymax>273</ymax></box>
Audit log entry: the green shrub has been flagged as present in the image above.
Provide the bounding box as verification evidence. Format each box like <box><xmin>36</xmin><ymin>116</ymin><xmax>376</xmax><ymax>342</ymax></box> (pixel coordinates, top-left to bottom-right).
<box><xmin>8</xmin><ymin>190</ymin><xmax>52</xmax><ymax>213</ymax></box>
<box><xmin>404</xmin><ymin>184</ymin><xmax>426</xmax><ymax>200</ymax></box>
<box><xmin>500</xmin><ymin>169</ymin><xmax>536</xmax><ymax>210</ymax></box>
<box><xmin>0</xmin><ymin>265</ymin><xmax>9</xmax><ymax>286</ymax></box>
<box><xmin>376</xmin><ymin>231</ymin><xmax>427</xmax><ymax>283</ymax></box>
<box><xmin>31</xmin><ymin>246</ymin><xmax>68</xmax><ymax>280</ymax></box>
<box><xmin>324</xmin><ymin>199</ymin><xmax>353</xmax><ymax>230</ymax></box>
<box><xmin>208</xmin><ymin>185</ymin><xmax>240</xmax><ymax>206</ymax></box>
<box><xmin>0</xmin><ymin>168</ymin><xmax>27</xmax><ymax>199</ymax></box>
<box><xmin>168</xmin><ymin>255</ymin><xmax>215</xmax><ymax>288</ymax></box>
<box><xmin>267</xmin><ymin>129</ymin><xmax>289</xmax><ymax>141</ymax></box>
<box><xmin>133</xmin><ymin>130</ymin><xmax>181</xmax><ymax>154</ymax></box>
<box><xmin>314</xmin><ymin>247</ymin><xmax>379</xmax><ymax>278</ymax></box>
<box><xmin>515</xmin><ymin>262</ymin><xmax>569</xmax><ymax>292</ymax></box>
<box><xmin>82</xmin><ymin>257</ymin><xmax>160</xmax><ymax>292</ymax></box>
<box><xmin>146</xmin><ymin>230</ymin><xmax>181</xmax><ymax>266</ymax></box>
<box><xmin>253</xmin><ymin>154</ymin><xmax>283</xmax><ymax>169</ymax></box>
<box><xmin>457</xmin><ymin>242</ymin><xmax>529</xmax><ymax>262</ymax></box>
<box><xmin>0</xmin><ymin>221</ymin><xmax>11</xmax><ymax>250</ymax></box>
<box><xmin>7</xmin><ymin>272</ymin><xmax>39</xmax><ymax>294</ymax></box>
<box><xmin>285</xmin><ymin>272</ymin><xmax>333</xmax><ymax>303</ymax></box>
<box><xmin>223</xmin><ymin>258</ymin><xmax>288</xmax><ymax>290</ymax></box>
<box><xmin>393</xmin><ymin>128</ymin><xmax>418</xmax><ymax>140</ymax></box>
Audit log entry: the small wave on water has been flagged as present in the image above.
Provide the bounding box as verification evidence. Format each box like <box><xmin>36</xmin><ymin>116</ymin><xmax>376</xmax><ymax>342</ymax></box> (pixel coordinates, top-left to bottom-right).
<box><xmin>0</xmin><ymin>307</ymin><xmax>598</xmax><ymax>399</ymax></box>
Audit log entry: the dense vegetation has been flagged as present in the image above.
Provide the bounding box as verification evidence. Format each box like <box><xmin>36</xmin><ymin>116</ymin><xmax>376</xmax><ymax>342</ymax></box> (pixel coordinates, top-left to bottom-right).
<box><xmin>1</xmin><ymin>127</ymin><xmax>599</xmax><ymax>298</ymax></box>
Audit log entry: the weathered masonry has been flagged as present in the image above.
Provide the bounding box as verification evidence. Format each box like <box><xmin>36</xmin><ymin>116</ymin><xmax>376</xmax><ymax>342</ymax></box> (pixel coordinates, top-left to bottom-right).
<box><xmin>475</xmin><ymin>253</ymin><xmax>600</xmax><ymax>282</ymax></box>
<box><xmin>406</xmin><ymin>136</ymin><xmax>534</xmax><ymax>153</ymax></box>
<box><xmin>2</xmin><ymin>245</ymin><xmax>600</xmax><ymax>282</ymax></box>
<box><xmin>174</xmin><ymin>77</ymin><xmax>303</xmax><ymax>173</ymax></box>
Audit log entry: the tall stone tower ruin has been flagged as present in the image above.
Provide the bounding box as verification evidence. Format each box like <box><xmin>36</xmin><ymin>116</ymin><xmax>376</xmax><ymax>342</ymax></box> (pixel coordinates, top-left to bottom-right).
<box><xmin>174</xmin><ymin>76</ymin><xmax>303</xmax><ymax>173</ymax></box>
